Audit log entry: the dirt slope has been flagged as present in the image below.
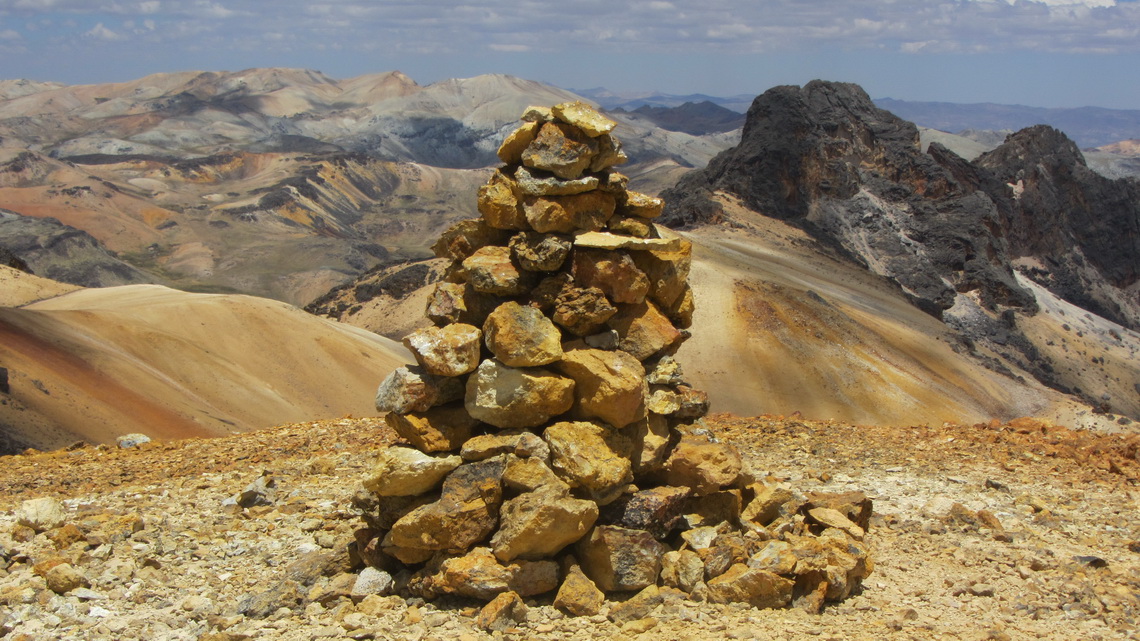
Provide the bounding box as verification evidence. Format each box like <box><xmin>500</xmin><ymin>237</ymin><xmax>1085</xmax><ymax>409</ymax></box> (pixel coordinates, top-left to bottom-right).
<box><xmin>0</xmin><ymin>279</ymin><xmax>410</xmax><ymax>452</ymax></box>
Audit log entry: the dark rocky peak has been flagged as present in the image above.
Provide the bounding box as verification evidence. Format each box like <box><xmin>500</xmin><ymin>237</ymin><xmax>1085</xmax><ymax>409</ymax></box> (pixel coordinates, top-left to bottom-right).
<box><xmin>663</xmin><ymin>80</ymin><xmax>1034</xmax><ymax>317</ymax></box>
<box><xmin>0</xmin><ymin>243</ymin><xmax>30</xmax><ymax>273</ymax></box>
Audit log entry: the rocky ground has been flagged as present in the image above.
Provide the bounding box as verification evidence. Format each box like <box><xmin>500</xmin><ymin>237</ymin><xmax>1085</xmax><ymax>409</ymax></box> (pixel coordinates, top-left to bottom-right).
<box><xmin>1</xmin><ymin>413</ymin><xmax>1139</xmax><ymax>641</ymax></box>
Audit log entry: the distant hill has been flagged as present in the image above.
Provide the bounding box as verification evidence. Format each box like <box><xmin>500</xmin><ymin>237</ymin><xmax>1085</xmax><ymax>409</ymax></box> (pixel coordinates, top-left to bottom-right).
<box><xmin>873</xmin><ymin>98</ymin><xmax>1140</xmax><ymax>148</ymax></box>
<box><xmin>610</xmin><ymin>101</ymin><xmax>746</xmax><ymax>136</ymax></box>
<box><xmin>571</xmin><ymin>87</ymin><xmax>754</xmax><ymax>114</ymax></box>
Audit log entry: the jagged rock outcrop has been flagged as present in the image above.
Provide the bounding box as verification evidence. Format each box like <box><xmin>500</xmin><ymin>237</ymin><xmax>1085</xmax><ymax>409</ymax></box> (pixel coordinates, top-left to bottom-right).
<box><xmin>662</xmin><ymin>80</ymin><xmax>1036</xmax><ymax>318</ymax></box>
<box><xmin>975</xmin><ymin>126</ymin><xmax>1140</xmax><ymax>330</ymax></box>
<box><xmin>351</xmin><ymin>102</ymin><xmax>873</xmax><ymax>619</ymax></box>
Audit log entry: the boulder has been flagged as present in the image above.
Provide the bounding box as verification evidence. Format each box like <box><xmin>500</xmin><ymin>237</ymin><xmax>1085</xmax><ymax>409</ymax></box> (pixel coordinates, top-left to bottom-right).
<box><xmin>434</xmin><ymin>548</ymin><xmax>559</xmax><ymax>600</ymax></box>
<box><xmin>509</xmin><ymin>231</ymin><xmax>572</xmax><ymax>272</ymax></box>
<box><xmin>385</xmin><ymin>403</ymin><xmax>478</xmax><ymax>453</ymax></box>
<box><xmin>501</xmin><ymin>455</ymin><xmax>569</xmax><ymax>493</ymax></box>
<box><xmin>544</xmin><ymin>421</ymin><xmax>633</xmax><ymax>505</ymax></box>
<box><xmin>552</xmin><ymin>101</ymin><xmax>617</xmax><ymax>137</ymax></box>
<box><xmin>464</xmin><ymin>359</ymin><xmax>575</xmax><ymax>429</ymax></box>
<box><xmin>461</xmin><ymin>246</ymin><xmax>533</xmax><ymax>296</ymax></box>
<box><xmin>461</xmin><ymin>430</ymin><xmax>548</xmax><ymax>462</ymax></box>
<box><xmin>554</xmin><ymin>563</ymin><xmax>605</xmax><ymax>616</ymax></box>
<box><xmin>16</xmin><ymin>497</ymin><xmax>67</xmax><ymax>533</ymax></box>
<box><xmin>572</xmin><ymin>231</ymin><xmax>681</xmax><ymax>252</ymax></box>
<box><xmin>515</xmin><ymin>166</ymin><xmax>599</xmax><ymax>196</ymax></box>
<box><xmin>631</xmin><ymin>242</ymin><xmax>692</xmax><ymax>308</ymax></box>
<box><xmin>662</xmin><ymin>437</ymin><xmax>743</xmax><ymax>495</ymax></box>
<box><xmin>483</xmin><ymin>301</ymin><xmax>563</xmax><ymax>367</ymax></box>
<box><xmin>477</xmin><ymin>170</ymin><xmax>527</xmax><ymax>230</ymax></box>
<box><xmin>576</xmin><ymin>525</ymin><xmax>666</xmax><ymax>592</ymax></box>
<box><xmin>402</xmin><ymin>323</ymin><xmax>482</xmax><ymax>377</ymax></box>
<box><xmin>746</xmin><ymin>540</ymin><xmax>797</xmax><ymax>575</ymax></box>
<box><xmin>599</xmin><ymin>485</ymin><xmax>690</xmax><ymax>539</ymax></box>
<box><xmin>362</xmin><ymin>447</ymin><xmax>462</xmax><ymax>497</ymax></box>
<box><xmin>523</xmin><ymin>191</ymin><xmax>616</xmax><ymax>234</ymax></box>
<box><xmin>554</xmin><ymin>348</ymin><xmax>647</xmax><ymax>428</ymax></box>
<box><xmin>521</xmin><ymin>121</ymin><xmax>599</xmax><ymax>180</ymax></box>
<box><xmin>383</xmin><ymin>458</ymin><xmax>505</xmax><ymax>555</ymax></box>
<box><xmin>491</xmin><ymin>487</ymin><xmax>599</xmax><ymax>561</ymax></box>
<box><xmin>607</xmin><ymin>300</ymin><xmax>683</xmax><ymax>361</ymax></box>
<box><xmin>661</xmin><ymin>550</ymin><xmax>705</xmax><ymax>593</ymax></box>
<box><xmin>497</xmin><ymin>121</ymin><xmax>540</xmax><ymax>165</ymax></box>
<box><xmin>552</xmin><ymin>286</ymin><xmax>618</xmax><ymax>336</ymax></box>
<box><xmin>620</xmin><ymin>190</ymin><xmax>665</xmax><ymax>219</ymax></box>
<box><xmin>572</xmin><ymin>249</ymin><xmax>649</xmax><ymax>304</ymax></box>
<box><xmin>705</xmin><ymin>563</ymin><xmax>794</xmax><ymax>609</ymax></box>
<box><xmin>375</xmin><ymin>365</ymin><xmax>464</xmax><ymax>414</ymax></box>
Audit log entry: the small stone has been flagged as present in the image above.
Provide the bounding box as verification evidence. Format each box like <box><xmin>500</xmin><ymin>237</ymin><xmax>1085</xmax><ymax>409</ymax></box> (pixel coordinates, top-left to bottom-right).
<box><xmin>236</xmin><ymin>474</ymin><xmax>277</xmax><ymax>508</ymax></box>
<box><xmin>483</xmin><ymin>301</ymin><xmax>563</xmax><ymax>367</ymax></box>
<box><xmin>584</xmin><ymin>329</ymin><xmax>620</xmax><ymax>350</ymax></box>
<box><xmin>661</xmin><ymin>550</ymin><xmax>705</xmax><ymax>593</ymax></box>
<box><xmin>502</xmin><ymin>456</ymin><xmax>569</xmax><ymax>493</ymax></box>
<box><xmin>461</xmin><ymin>246</ymin><xmax>533</xmax><ymax>296</ymax></box>
<box><xmin>45</xmin><ymin>563</ymin><xmax>87</xmax><ymax>594</ymax></box>
<box><xmin>621</xmin><ymin>191</ymin><xmax>665</xmax><ymax>219</ymax></box>
<box><xmin>545</xmin><ymin>421</ymin><xmax>633</xmax><ymax>505</ymax></box>
<box><xmin>375</xmin><ymin>365</ymin><xmax>464</xmax><ymax>415</ymax></box>
<box><xmin>807</xmin><ymin>507</ymin><xmax>865</xmax><ymax>541</ymax></box>
<box><xmin>747</xmin><ymin>540</ymin><xmax>797</xmax><ymax>575</ymax></box>
<box><xmin>673</xmin><ymin>385</ymin><xmax>710</xmax><ymax>419</ymax></box>
<box><xmin>608</xmin><ymin>585</ymin><xmax>685</xmax><ymax>624</ymax></box>
<box><xmin>403</xmin><ymin>324</ymin><xmax>482</xmax><ymax>377</ymax></box>
<box><xmin>627</xmin><ymin>413</ymin><xmax>672</xmax><ymax>476</ymax></box>
<box><xmin>663</xmin><ymin>437</ymin><xmax>743</xmax><ymax>495</ymax></box>
<box><xmin>631</xmin><ymin>242</ymin><xmax>692</xmax><ymax>308</ymax></box>
<box><xmin>16</xmin><ymin>497</ymin><xmax>66</xmax><ymax>532</ymax></box>
<box><xmin>600</xmin><ymin>486</ymin><xmax>691</xmax><ymax>539</ymax></box>
<box><xmin>521</xmin><ymin>105</ymin><xmax>553</xmax><ymax>122</ymax></box>
<box><xmin>590</xmin><ymin>134</ymin><xmax>628</xmax><ymax>172</ymax></box>
<box><xmin>352</xmin><ymin>568</ymin><xmax>394</xmax><ymax>597</ymax></box>
<box><xmin>607</xmin><ymin>215</ymin><xmax>654</xmax><ymax>237</ymax></box>
<box><xmin>554</xmin><ymin>564</ymin><xmax>605</xmax><ymax>616</ymax></box>
<box><xmin>742</xmin><ymin>483</ymin><xmax>796</xmax><ymax>527</ymax></box>
<box><xmin>476</xmin><ymin>591</ymin><xmax>527</xmax><ymax>632</ymax></box>
<box><xmin>116</xmin><ymin>433</ymin><xmax>151</xmax><ymax>449</ymax></box>
<box><xmin>465</xmin><ymin>359</ymin><xmax>575</xmax><ymax>429</ymax></box>
<box><xmin>552</xmin><ymin>101</ymin><xmax>617</xmax><ymax>137</ymax></box>
<box><xmin>362</xmin><ymin>447</ymin><xmax>462</xmax><ymax>497</ymax></box>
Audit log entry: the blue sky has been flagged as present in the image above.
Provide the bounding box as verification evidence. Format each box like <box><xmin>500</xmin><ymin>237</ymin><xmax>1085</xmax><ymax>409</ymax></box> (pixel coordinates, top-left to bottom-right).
<box><xmin>1</xmin><ymin>0</ymin><xmax>1137</xmax><ymax>108</ymax></box>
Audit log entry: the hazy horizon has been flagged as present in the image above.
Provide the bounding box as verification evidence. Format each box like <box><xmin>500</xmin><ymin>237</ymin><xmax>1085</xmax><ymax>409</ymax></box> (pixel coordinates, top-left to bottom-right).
<box><xmin>0</xmin><ymin>1</ymin><xmax>1138</xmax><ymax>110</ymax></box>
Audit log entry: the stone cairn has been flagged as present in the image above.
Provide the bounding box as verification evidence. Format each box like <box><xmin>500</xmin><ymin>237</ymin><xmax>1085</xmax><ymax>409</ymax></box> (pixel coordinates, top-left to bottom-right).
<box><xmin>354</xmin><ymin>102</ymin><xmax>872</xmax><ymax>624</ymax></box>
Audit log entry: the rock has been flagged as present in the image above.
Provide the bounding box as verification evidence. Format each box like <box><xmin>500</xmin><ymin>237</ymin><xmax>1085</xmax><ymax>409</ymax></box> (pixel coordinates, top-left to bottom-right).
<box><xmin>462</xmin><ymin>430</ymin><xmax>534</xmax><ymax>461</ymax></box>
<box><xmin>491</xmin><ymin>487</ymin><xmax>599</xmax><ymax>561</ymax></box>
<box><xmin>685</xmin><ymin>490</ymin><xmax>743</xmax><ymax>528</ymax></box>
<box><xmin>45</xmin><ymin>563</ymin><xmax>87</xmax><ymax>594</ymax></box>
<box><xmin>608</xmin><ymin>585</ymin><xmax>685</xmax><ymax>624</ymax></box>
<box><xmin>514</xmin><ymin>166</ymin><xmax>599</xmax><ymax>196</ymax></box>
<box><xmin>544</xmin><ymin>421</ymin><xmax>633</xmax><ymax>505</ymax></box>
<box><xmin>600</xmin><ymin>486</ymin><xmax>690</xmax><ymax>539</ymax></box>
<box><xmin>645</xmin><ymin>387</ymin><xmax>682</xmax><ymax>415</ymax></box>
<box><xmin>631</xmin><ymin>242</ymin><xmax>692</xmax><ymax>308</ymax></box>
<box><xmin>620</xmin><ymin>191</ymin><xmax>665</xmax><ymax>219</ymax></box>
<box><xmin>673</xmin><ymin>385</ymin><xmax>710</xmax><ymax>419</ymax></box>
<box><xmin>375</xmin><ymin>365</ymin><xmax>464</xmax><ymax>415</ymax></box>
<box><xmin>554</xmin><ymin>564</ymin><xmax>605</xmax><ymax>616</ymax></box>
<box><xmin>607</xmin><ymin>215</ymin><xmax>654</xmax><ymax>237</ymax></box>
<box><xmin>464</xmin><ymin>359</ymin><xmax>575</xmax><ymax>429</ymax></box>
<box><xmin>434</xmin><ymin>548</ymin><xmax>558</xmax><ymax>600</ymax></box>
<box><xmin>742</xmin><ymin>483</ymin><xmax>797</xmax><ymax>527</ymax></box>
<box><xmin>16</xmin><ymin>497</ymin><xmax>66</xmax><ymax>532</ymax></box>
<box><xmin>576</xmin><ymin>525</ymin><xmax>667</xmax><ymax>592</ymax></box>
<box><xmin>402</xmin><ymin>323</ymin><xmax>482</xmax><ymax>377</ymax></box>
<box><xmin>509</xmin><ymin>231</ymin><xmax>572</xmax><ymax>271</ymax></box>
<box><xmin>554</xmin><ymin>348</ymin><xmax>647</xmax><ymax>428</ymax></box>
<box><xmin>431</xmin><ymin>218</ymin><xmax>511</xmax><ymax>262</ymax></box>
<box><xmin>627</xmin><ymin>413</ymin><xmax>673</xmax><ymax>476</ymax></box>
<box><xmin>497</xmin><ymin>121</ymin><xmax>540</xmax><ymax>165</ymax></box>
<box><xmin>116</xmin><ymin>433</ymin><xmax>151</xmax><ymax>449</ymax></box>
<box><xmin>425</xmin><ymin>281</ymin><xmax>468</xmax><ymax>325</ymax></box>
<box><xmin>552</xmin><ymin>101</ymin><xmax>617</xmax><ymax>138</ymax></box>
<box><xmin>461</xmin><ymin>245</ymin><xmax>533</xmax><ymax>296</ymax></box>
<box><xmin>705</xmin><ymin>563</ymin><xmax>794</xmax><ymax>609</ymax></box>
<box><xmin>552</xmin><ymin>286</ymin><xmax>618</xmax><ymax>336</ymax></box>
<box><xmin>529</xmin><ymin>272</ymin><xmax>574</xmax><ymax>310</ymax></box>
<box><xmin>584</xmin><ymin>329</ymin><xmax>620</xmax><ymax>350</ymax></box>
<box><xmin>362</xmin><ymin>447</ymin><xmax>462</xmax><ymax>497</ymax></box>
<box><xmin>384</xmin><ymin>459</ymin><xmax>504</xmax><ymax>557</ymax></box>
<box><xmin>807</xmin><ymin>507</ymin><xmax>865</xmax><ymax>541</ymax></box>
<box><xmin>572</xmin><ymin>231</ymin><xmax>681</xmax><ymax>251</ymax></box>
<box><xmin>590</xmin><ymin>134</ymin><xmax>629</xmax><ymax>172</ymax></box>
<box><xmin>352</xmin><ymin>568</ymin><xmax>394</xmax><ymax>598</ymax></box>
<box><xmin>477</xmin><ymin>169</ymin><xmax>527</xmax><ymax>230</ymax></box>
<box><xmin>236</xmin><ymin>474</ymin><xmax>277</xmax><ymax>508</ymax></box>
<box><xmin>747</xmin><ymin>540</ymin><xmax>797</xmax><ymax>574</ymax></box>
<box><xmin>476</xmin><ymin>591</ymin><xmax>527</xmax><ymax>632</ymax></box>
<box><xmin>501</xmin><ymin>456</ymin><xmax>569</xmax><ymax>493</ymax></box>
<box><xmin>523</xmin><ymin>191</ymin><xmax>616</xmax><ymax>234</ymax></box>
<box><xmin>237</xmin><ymin>580</ymin><xmax>303</xmax><ymax>618</ymax></box>
<box><xmin>661</xmin><ymin>550</ymin><xmax>705</xmax><ymax>592</ymax></box>
<box><xmin>645</xmin><ymin>356</ymin><xmax>685</xmax><ymax>385</ymax></box>
<box><xmin>572</xmin><ymin>249</ymin><xmax>649</xmax><ymax>304</ymax></box>
<box><xmin>521</xmin><ymin>121</ymin><xmax>599</xmax><ymax>180</ymax></box>
<box><xmin>663</xmin><ymin>437</ymin><xmax>743</xmax><ymax>495</ymax></box>
<box><xmin>662</xmin><ymin>284</ymin><xmax>695</xmax><ymax>329</ymax></box>
<box><xmin>386</xmin><ymin>403</ymin><xmax>478</xmax><ymax>453</ymax></box>
<box><xmin>483</xmin><ymin>301</ymin><xmax>563</xmax><ymax>367</ymax></box>
<box><xmin>607</xmin><ymin>300</ymin><xmax>683</xmax><ymax>361</ymax></box>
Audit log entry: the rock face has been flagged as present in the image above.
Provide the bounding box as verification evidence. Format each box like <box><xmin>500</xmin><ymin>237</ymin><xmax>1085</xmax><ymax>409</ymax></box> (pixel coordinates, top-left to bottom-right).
<box><xmin>356</xmin><ymin>101</ymin><xmax>872</xmax><ymax>614</ymax></box>
<box><xmin>660</xmin><ymin>80</ymin><xmax>1140</xmax><ymax>414</ymax></box>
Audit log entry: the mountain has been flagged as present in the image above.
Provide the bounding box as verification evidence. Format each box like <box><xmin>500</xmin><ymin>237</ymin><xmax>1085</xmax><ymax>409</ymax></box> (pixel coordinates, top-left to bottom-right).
<box><xmin>610</xmin><ymin>101</ymin><xmax>746</xmax><ymax>136</ymax></box>
<box><xmin>572</xmin><ymin>87</ymin><xmax>754</xmax><ymax>114</ymax></box>
<box><xmin>0</xmin><ymin>265</ymin><xmax>410</xmax><ymax>454</ymax></box>
<box><xmin>662</xmin><ymin>81</ymin><xmax>1139</xmax><ymax>419</ymax></box>
<box><xmin>873</xmin><ymin>98</ymin><xmax>1140</xmax><ymax>149</ymax></box>
<box><xmin>0</xmin><ymin>69</ymin><xmax>736</xmax><ymax>304</ymax></box>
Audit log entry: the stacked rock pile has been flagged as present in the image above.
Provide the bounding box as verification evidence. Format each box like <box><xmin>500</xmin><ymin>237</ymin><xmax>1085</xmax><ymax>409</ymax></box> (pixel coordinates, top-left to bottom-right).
<box><xmin>353</xmin><ymin>102</ymin><xmax>872</xmax><ymax>622</ymax></box>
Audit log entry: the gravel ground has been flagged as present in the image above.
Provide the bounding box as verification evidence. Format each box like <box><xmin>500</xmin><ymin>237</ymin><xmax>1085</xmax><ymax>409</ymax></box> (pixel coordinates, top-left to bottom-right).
<box><xmin>1</xmin><ymin>414</ymin><xmax>1138</xmax><ymax>640</ymax></box>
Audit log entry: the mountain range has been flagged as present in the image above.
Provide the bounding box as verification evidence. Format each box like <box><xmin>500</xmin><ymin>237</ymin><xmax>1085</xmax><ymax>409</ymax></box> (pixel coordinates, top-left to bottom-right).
<box><xmin>1</xmin><ymin>69</ymin><xmax>1138</xmax><ymax>452</ymax></box>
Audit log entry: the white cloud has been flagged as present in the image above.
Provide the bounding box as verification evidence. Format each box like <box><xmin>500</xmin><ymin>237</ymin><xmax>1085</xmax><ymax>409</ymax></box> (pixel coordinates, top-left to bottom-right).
<box><xmin>0</xmin><ymin>27</ymin><xmax>22</xmax><ymax>39</ymax></box>
<box><xmin>85</xmin><ymin>21</ymin><xmax>124</xmax><ymax>40</ymax></box>
<box><xmin>488</xmin><ymin>43</ymin><xmax>530</xmax><ymax>52</ymax></box>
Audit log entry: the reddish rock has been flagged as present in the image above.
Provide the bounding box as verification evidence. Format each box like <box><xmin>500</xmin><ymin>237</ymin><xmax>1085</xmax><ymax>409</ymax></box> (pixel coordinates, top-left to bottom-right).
<box><xmin>607</xmin><ymin>300</ymin><xmax>683</xmax><ymax>361</ymax></box>
<box><xmin>554</xmin><ymin>348</ymin><xmax>647</xmax><ymax>428</ymax></box>
<box><xmin>572</xmin><ymin>249</ymin><xmax>649</xmax><ymax>305</ymax></box>
<box><xmin>461</xmin><ymin>246</ymin><xmax>533</xmax><ymax>296</ymax></box>
<box><xmin>385</xmin><ymin>403</ymin><xmax>477</xmax><ymax>453</ymax></box>
<box><xmin>523</xmin><ymin>191</ymin><xmax>616</xmax><ymax>234</ymax></box>
<box><xmin>544</xmin><ymin>421</ymin><xmax>634</xmax><ymax>505</ymax></box>
<box><xmin>663</xmin><ymin>437</ymin><xmax>743</xmax><ymax>495</ymax></box>
<box><xmin>575</xmin><ymin>525</ymin><xmax>666</xmax><ymax>592</ymax></box>
<box><xmin>552</xmin><ymin>286</ymin><xmax>618</xmax><ymax>336</ymax></box>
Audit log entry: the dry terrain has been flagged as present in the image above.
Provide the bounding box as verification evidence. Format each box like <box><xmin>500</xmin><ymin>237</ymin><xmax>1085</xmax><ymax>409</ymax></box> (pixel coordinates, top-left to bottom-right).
<box><xmin>1</xmin><ymin>413</ymin><xmax>1138</xmax><ymax>640</ymax></box>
